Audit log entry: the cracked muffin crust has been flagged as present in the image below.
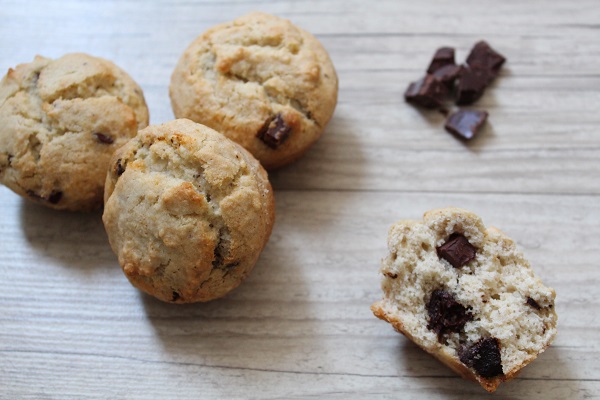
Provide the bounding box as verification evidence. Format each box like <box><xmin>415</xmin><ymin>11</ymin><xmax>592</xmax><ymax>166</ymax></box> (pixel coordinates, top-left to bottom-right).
<box><xmin>102</xmin><ymin>119</ymin><xmax>275</xmax><ymax>303</ymax></box>
<box><xmin>169</xmin><ymin>12</ymin><xmax>338</xmax><ymax>170</ymax></box>
<box><xmin>0</xmin><ymin>53</ymin><xmax>149</xmax><ymax>211</ymax></box>
<box><xmin>371</xmin><ymin>208</ymin><xmax>557</xmax><ymax>392</ymax></box>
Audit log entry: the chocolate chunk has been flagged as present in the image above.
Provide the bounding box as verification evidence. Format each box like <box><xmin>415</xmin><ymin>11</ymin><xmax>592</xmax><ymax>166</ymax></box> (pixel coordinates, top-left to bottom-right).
<box><xmin>427</xmin><ymin>289</ymin><xmax>473</xmax><ymax>341</ymax></box>
<box><xmin>47</xmin><ymin>191</ymin><xmax>63</xmax><ymax>204</ymax></box>
<box><xmin>25</xmin><ymin>190</ymin><xmax>62</xmax><ymax>204</ymax></box>
<box><xmin>7</xmin><ymin>154</ymin><xmax>13</xmax><ymax>166</ymax></box>
<box><xmin>116</xmin><ymin>159</ymin><xmax>125</xmax><ymax>176</ymax></box>
<box><xmin>456</xmin><ymin>65</ymin><xmax>490</xmax><ymax>105</ymax></box>
<box><xmin>432</xmin><ymin>64</ymin><xmax>462</xmax><ymax>87</ymax></box>
<box><xmin>94</xmin><ymin>132</ymin><xmax>114</xmax><ymax>144</ymax></box>
<box><xmin>257</xmin><ymin>114</ymin><xmax>291</xmax><ymax>149</ymax></box>
<box><xmin>404</xmin><ymin>75</ymin><xmax>447</xmax><ymax>109</ymax></box>
<box><xmin>466</xmin><ymin>41</ymin><xmax>506</xmax><ymax>81</ymax></box>
<box><xmin>459</xmin><ymin>337</ymin><xmax>504</xmax><ymax>378</ymax></box>
<box><xmin>527</xmin><ymin>297</ymin><xmax>542</xmax><ymax>310</ymax></box>
<box><xmin>427</xmin><ymin>47</ymin><xmax>456</xmax><ymax>74</ymax></box>
<box><xmin>171</xmin><ymin>291</ymin><xmax>180</xmax><ymax>302</ymax></box>
<box><xmin>437</xmin><ymin>233</ymin><xmax>477</xmax><ymax>268</ymax></box>
<box><xmin>384</xmin><ymin>272</ymin><xmax>398</xmax><ymax>279</ymax></box>
<box><xmin>212</xmin><ymin>233</ymin><xmax>226</xmax><ymax>269</ymax></box>
<box><xmin>26</xmin><ymin>190</ymin><xmax>43</xmax><ymax>201</ymax></box>
<box><xmin>444</xmin><ymin>110</ymin><xmax>488</xmax><ymax>140</ymax></box>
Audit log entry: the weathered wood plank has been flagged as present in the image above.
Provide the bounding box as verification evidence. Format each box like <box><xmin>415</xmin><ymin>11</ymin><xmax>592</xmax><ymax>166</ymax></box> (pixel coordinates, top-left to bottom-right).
<box><xmin>1</xmin><ymin>0</ymin><xmax>599</xmax><ymax>398</ymax></box>
<box><xmin>1</xmin><ymin>188</ymin><xmax>599</xmax><ymax>398</ymax></box>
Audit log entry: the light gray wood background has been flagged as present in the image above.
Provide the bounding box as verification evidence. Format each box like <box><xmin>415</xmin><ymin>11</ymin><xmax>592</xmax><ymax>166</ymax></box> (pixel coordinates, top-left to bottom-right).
<box><xmin>1</xmin><ymin>0</ymin><xmax>599</xmax><ymax>399</ymax></box>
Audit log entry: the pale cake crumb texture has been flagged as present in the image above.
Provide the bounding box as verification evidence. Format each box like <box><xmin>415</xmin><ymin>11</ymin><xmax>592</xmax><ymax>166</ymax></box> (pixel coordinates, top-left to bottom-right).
<box><xmin>372</xmin><ymin>207</ymin><xmax>557</xmax><ymax>392</ymax></box>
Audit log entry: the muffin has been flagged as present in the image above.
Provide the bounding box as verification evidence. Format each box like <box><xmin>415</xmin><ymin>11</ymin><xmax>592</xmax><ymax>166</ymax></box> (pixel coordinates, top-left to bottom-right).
<box><xmin>102</xmin><ymin>119</ymin><xmax>275</xmax><ymax>303</ymax></box>
<box><xmin>0</xmin><ymin>53</ymin><xmax>148</xmax><ymax>211</ymax></box>
<box><xmin>170</xmin><ymin>12</ymin><xmax>338</xmax><ymax>169</ymax></box>
<box><xmin>372</xmin><ymin>207</ymin><xmax>557</xmax><ymax>392</ymax></box>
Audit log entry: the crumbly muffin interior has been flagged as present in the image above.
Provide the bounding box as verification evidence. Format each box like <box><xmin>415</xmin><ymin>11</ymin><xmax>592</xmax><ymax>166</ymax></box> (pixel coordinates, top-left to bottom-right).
<box><xmin>375</xmin><ymin>208</ymin><xmax>557</xmax><ymax>388</ymax></box>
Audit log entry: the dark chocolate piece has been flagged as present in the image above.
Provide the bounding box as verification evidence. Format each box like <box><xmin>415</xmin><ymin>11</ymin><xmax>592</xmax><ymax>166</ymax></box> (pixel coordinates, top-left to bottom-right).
<box><xmin>116</xmin><ymin>159</ymin><xmax>125</xmax><ymax>176</ymax></box>
<box><xmin>26</xmin><ymin>190</ymin><xmax>43</xmax><ymax>201</ymax></box>
<box><xmin>459</xmin><ymin>337</ymin><xmax>504</xmax><ymax>378</ymax></box>
<box><xmin>384</xmin><ymin>272</ymin><xmax>398</xmax><ymax>279</ymax></box>
<box><xmin>456</xmin><ymin>65</ymin><xmax>490</xmax><ymax>105</ymax></box>
<box><xmin>527</xmin><ymin>297</ymin><xmax>542</xmax><ymax>310</ymax></box>
<box><xmin>466</xmin><ymin>41</ymin><xmax>506</xmax><ymax>81</ymax></box>
<box><xmin>427</xmin><ymin>289</ymin><xmax>473</xmax><ymax>341</ymax></box>
<box><xmin>427</xmin><ymin>47</ymin><xmax>456</xmax><ymax>74</ymax></box>
<box><xmin>432</xmin><ymin>64</ymin><xmax>462</xmax><ymax>87</ymax></box>
<box><xmin>26</xmin><ymin>189</ymin><xmax>62</xmax><ymax>204</ymax></box>
<box><xmin>94</xmin><ymin>132</ymin><xmax>114</xmax><ymax>144</ymax></box>
<box><xmin>444</xmin><ymin>110</ymin><xmax>488</xmax><ymax>140</ymax></box>
<box><xmin>47</xmin><ymin>191</ymin><xmax>63</xmax><ymax>204</ymax></box>
<box><xmin>404</xmin><ymin>75</ymin><xmax>447</xmax><ymax>109</ymax></box>
<box><xmin>437</xmin><ymin>233</ymin><xmax>477</xmax><ymax>268</ymax></box>
<box><xmin>257</xmin><ymin>114</ymin><xmax>291</xmax><ymax>149</ymax></box>
<box><xmin>171</xmin><ymin>291</ymin><xmax>180</xmax><ymax>302</ymax></box>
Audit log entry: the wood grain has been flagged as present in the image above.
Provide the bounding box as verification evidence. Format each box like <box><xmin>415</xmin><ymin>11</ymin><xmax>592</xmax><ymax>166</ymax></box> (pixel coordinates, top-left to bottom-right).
<box><xmin>1</xmin><ymin>0</ymin><xmax>599</xmax><ymax>399</ymax></box>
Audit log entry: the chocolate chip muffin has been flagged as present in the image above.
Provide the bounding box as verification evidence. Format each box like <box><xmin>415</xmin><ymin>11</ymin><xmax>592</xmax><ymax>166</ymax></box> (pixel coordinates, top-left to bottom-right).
<box><xmin>102</xmin><ymin>119</ymin><xmax>275</xmax><ymax>303</ymax></box>
<box><xmin>170</xmin><ymin>12</ymin><xmax>338</xmax><ymax>170</ymax></box>
<box><xmin>371</xmin><ymin>208</ymin><xmax>557</xmax><ymax>392</ymax></box>
<box><xmin>0</xmin><ymin>53</ymin><xmax>149</xmax><ymax>211</ymax></box>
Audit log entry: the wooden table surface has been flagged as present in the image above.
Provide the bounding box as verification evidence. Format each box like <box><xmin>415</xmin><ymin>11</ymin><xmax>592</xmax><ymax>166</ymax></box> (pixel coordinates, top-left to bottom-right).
<box><xmin>1</xmin><ymin>1</ymin><xmax>599</xmax><ymax>399</ymax></box>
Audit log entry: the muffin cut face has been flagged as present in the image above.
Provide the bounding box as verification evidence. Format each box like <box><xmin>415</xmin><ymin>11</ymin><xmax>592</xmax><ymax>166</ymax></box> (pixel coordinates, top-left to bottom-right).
<box><xmin>102</xmin><ymin>119</ymin><xmax>275</xmax><ymax>303</ymax></box>
<box><xmin>0</xmin><ymin>53</ymin><xmax>149</xmax><ymax>211</ymax></box>
<box><xmin>170</xmin><ymin>12</ymin><xmax>338</xmax><ymax>170</ymax></box>
<box><xmin>371</xmin><ymin>208</ymin><xmax>557</xmax><ymax>392</ymax></box>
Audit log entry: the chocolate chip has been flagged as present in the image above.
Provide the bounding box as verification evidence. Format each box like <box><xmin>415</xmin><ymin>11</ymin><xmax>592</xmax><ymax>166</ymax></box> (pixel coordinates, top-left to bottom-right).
<box><xmin>432</xmin><ymin>64</ymin><xmax>462</xmax><ymax>87</ymax></box>
<box><xmin>404</xmin><ymin>75</ymin><xmax>447</xmax><ymax>109</ymax></box>
<box><xmin>257</xmin><ymin>114</ymin><xmax>291</xmax><ymax>149</ymax></box>
<box><xmin>94</xmin><ymin>133</ymin><xmax>114</xmax><ymax>144</ymax></box>
<box><xmin>466</xmin><ymin>41</ymin><xmax>506</xmax><ymax>81</ymax></box>
<box><xmin>26</xmin><ymin>190</ymin><xmax>43</xmax><ymax>201</ymax></box>
<box><xmin>527</xmin><ymin>297</ymin><xmax>542</xmax><ymax>310</ymax></box>
<box><xmin>456</xmin><ymin>65</ymin><xmax>491</xmax><ymax>105</ymax></box>
<box><xmin>7</xmin><ymin>154</ymin><xmax>13</xmax><ymax>166</ymax></box>
<box><xmin>444</xmin><ymin>110</ymin><xmax>488</xmax><ymax>140</ymax></box>
<box><xmin>384</xmin><ymin>272</ymin><xmax>398</xmax><ymax>279</ymax></box>
<box><xmin>427</xmin><ymin>289</ymin><xmax>473</xmax><ymax>341</ymax></box>
<box><xmin>47</xmin><ymin>191</ymin><xmax>62</xmax><ymax>204</ymax></box>
<box><xmin>212</xmin><ymin>234</ymin><xmax>225</xmax><ymax>269</ymax></box>
<box><xmin>25</xmin><ymin>189</ymin><xmax>62</xmax><ymax>204</ymax></box>
<box><xmin>459</xmin><ymin>337</ymin><xmax>504</xmax><ymax>378</ymax></box>
<box><xmin>437</xmin><ymin>233</ymin><xmax>477</xmax><ymax>268</ymax></box>
<box><xmin>116</xmin><ymin>159</ymin><xmax>125</xmax><ymax>176</ymax></box>
<box><xmin>427</xmin><ymin>47</ymin><xmax>456</xmax><ymax>74</ymax></box>
<box><xmin>171</xmin><ymin>291</ymin><xmax>180</xmax><ymax>301</ymax></box>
